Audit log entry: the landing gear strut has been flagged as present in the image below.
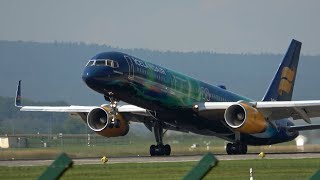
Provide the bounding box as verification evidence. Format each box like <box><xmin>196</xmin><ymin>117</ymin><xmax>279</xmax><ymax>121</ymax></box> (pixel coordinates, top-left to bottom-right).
<box><xmin>104</xmin><ymin>94</ymin><xmax>120</xmax><ymax>128</ymax></box>
<box><xmin>150</xmin><ymin>122</ymin><xmax>171</xmax><ymax>156</ymax></box>
<box><xmin>226</xmin><ymin>142</ymin><xmax>247</xmax><ymax>155</ymax></box>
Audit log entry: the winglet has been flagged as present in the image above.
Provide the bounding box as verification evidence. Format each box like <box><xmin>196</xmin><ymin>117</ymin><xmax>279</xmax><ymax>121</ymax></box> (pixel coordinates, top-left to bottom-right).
<box><xmin>15</xmin><ymin>80</ymin><xmax>22</xmax><ymax>107</ymax></box>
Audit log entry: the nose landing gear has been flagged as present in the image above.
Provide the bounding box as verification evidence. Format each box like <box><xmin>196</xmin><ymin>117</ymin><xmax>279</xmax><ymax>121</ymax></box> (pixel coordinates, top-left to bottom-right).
<box><xmin>104</xmin><ymin>94</ymin><xmax>120</xmax><ymax>128</ymax></box>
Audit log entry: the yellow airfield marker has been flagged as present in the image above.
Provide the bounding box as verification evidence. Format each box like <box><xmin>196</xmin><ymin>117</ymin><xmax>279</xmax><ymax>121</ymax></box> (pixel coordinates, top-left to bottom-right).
<box><xmin>101</xmin><ymin>156</ymin><xmax>108</xmax><ymax>164</ymax></box>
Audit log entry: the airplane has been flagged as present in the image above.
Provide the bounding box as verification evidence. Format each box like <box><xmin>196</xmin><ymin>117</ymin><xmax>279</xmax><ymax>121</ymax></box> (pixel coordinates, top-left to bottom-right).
<box><xmin>15</xmin><ymin>39</ymin><xmax>320</xmax><ymax>156</ymax></box>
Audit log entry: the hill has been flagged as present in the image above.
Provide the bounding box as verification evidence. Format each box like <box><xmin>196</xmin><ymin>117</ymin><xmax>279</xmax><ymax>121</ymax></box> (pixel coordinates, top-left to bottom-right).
<box><xmin>0</xmin><ymin>96</ymin><xmax>77</xmax><ymax>134</ymax></box>
<box><xmin>1</xmin><ymin>40</ymin><xmax>320</xmax><ymax>106</ymax></box>
<box><xmin>0</xmin><ymin>40</ymin><xmax>320</xmax><ymax>139</ymax></box>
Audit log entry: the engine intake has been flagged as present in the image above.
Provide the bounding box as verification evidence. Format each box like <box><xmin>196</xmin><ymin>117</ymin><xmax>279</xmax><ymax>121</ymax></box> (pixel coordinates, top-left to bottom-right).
<box><xmin>87</xmin><ymin>107</ymin><xmax>110</xmax><ymax>131</ymax></box>
<box><xmin>87</xmin><ymin>106</ymin><xmax>129</xmax><ymax>137</ymax></box>
<box><xmin>224</xmin><ymin>103</ymin><xmax>267</xmax><ymax>134</ymax></box>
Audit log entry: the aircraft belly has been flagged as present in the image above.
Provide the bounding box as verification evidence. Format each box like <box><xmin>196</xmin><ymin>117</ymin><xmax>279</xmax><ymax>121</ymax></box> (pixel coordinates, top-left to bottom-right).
<box><xmin>240</xmin><ymin>121</ymin><xmax>299</xmax><ymax>145</ymax></box>
<box><xmin>155</xmin><ymin>109</ymin><xmax>233</xmax><ymax>135</ymax></box>
<box><xmin>197</xmin><ymin>110</ymin><xmax>226</xmax><ymax>121</ymax></box>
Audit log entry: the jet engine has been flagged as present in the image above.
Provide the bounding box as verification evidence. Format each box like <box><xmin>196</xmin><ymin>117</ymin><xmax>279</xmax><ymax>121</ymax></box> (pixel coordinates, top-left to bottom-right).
<box><xmin>87</xmin><ymin>106</ymin><xmax>129</xmax><ymax>137</ymax></box>
<box><xmin>224</xmin><ymin>103</ymin><xmax>267</xmax><ymax>134</ymax></box>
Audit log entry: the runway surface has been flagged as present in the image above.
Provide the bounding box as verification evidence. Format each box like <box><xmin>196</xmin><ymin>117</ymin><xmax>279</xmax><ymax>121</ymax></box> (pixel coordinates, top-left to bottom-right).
<box><xmin>1</xmin><ymin>152</ymin><xmax>320</xmax><ymax>167</ymax></box>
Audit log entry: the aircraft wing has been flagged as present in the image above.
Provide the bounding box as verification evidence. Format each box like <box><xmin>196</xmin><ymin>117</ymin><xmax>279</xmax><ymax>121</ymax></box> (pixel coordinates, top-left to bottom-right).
<box><xmin>19</xmin><ymin>105</ymin><xmax>97</xmax><ymax>112</ymax></box>
<box><xmin>18</xmin><ymin>105</ymin><xmax>152</xmax><ymax>129</ymax></box>
<box><xmin>14</xmin><ymin>81</ymin><xmax>191</xmax><ymax>134</ymax></box>
<box><xmin>195</xmin><ymin>100</ymin><xmax>320</xmax><ymax>124</ymax></box>
<box><xmin>15</xmin><ymin>81</ymin><xmax>149</xmax><ymax>115</ymax></box>
<box><xmin>14</xmin><ymin>80</ymin><xmax>189</xmax><ymax>133</ymax></box>
<box><xmin>18</xmin><ymin>105</ymin><xmax>148</xmax><ymax>113</ymax></box>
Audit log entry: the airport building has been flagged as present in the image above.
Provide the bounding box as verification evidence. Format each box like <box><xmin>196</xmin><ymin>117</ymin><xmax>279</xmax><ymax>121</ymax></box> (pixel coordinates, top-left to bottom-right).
<box><xmin>0</xmin><ymin>136</ymin><xmax>27</xmax><ymax>148</ymax></box>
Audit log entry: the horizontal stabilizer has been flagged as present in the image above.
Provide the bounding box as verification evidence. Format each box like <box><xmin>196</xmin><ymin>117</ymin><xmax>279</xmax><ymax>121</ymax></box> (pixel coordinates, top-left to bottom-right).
<box><xmin>217</xmin><ymin>85</ymin><xmax>227</xmax><ymax>90</ymax></box>
<box><xmin>288</xmin><ymin>124</ymin><xmax>320</xmax><ymax>132</ymax></box>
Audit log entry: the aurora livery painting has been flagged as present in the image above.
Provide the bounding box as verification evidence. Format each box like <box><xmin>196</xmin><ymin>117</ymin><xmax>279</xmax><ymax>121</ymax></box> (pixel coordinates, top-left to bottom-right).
<box><xmin>15</xmin><ymin>39</ymin><xmax>320</xmax><ymax>156</ymax></box>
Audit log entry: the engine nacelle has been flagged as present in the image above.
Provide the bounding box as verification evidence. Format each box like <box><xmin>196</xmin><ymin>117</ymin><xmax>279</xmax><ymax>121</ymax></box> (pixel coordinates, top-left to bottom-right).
<box><xmin>87</xmin><ymin>106</ymin><xmax>129</xmax><ymax>137</ymax></box>
<box><xmin>224</xmin><ymin>103</ymin><xmax>267</xmax><ymax>134</ymax></box>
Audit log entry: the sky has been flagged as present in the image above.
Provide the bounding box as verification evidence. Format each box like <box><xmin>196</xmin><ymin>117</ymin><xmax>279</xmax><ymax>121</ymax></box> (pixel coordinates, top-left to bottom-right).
<box><xmin>1</xmin><ymin>0</ymin><xmax>320</xmax><ymax>54</ymax></box>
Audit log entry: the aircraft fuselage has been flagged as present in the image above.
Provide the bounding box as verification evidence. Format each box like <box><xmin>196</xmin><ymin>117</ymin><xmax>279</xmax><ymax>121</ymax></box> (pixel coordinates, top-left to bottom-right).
<box><xmin>82</xmin><ymin>51</ymin><xmax>298</xmax><ymax>145</ymax></box>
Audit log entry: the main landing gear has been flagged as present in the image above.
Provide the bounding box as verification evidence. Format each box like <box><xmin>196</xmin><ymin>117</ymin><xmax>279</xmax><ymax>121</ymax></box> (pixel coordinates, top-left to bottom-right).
<box><xmin>226</xmin><ymin>142</ymin><xmax>247</xmax><ymax>155</ymax></box>
<box><xmin>150</xmin><ymin>122</ymin><xmax>171</xmax><ymax>156</ymax></box>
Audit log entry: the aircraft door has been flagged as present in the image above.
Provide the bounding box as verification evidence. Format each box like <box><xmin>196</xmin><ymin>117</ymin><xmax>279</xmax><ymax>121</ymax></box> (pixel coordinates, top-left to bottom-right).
<box><xmin>124</xmin><ymin>56</ymin><xmax>134</xmax><ymax>80</ymax></box>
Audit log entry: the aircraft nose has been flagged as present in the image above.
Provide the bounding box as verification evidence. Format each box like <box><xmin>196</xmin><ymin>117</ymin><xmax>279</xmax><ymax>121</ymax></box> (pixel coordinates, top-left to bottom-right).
<box><xmin>82</xmin><ymin>66</ymin><xmax>112</xmax><ymax>86</ymax></box>
<box><xmin>82</xmin><ymin>68</ymin><xmax>100</xmax><ymax>86</ymax></box>
<box><xmin>82</xmin><ymin>71</ymin><xmax>92</xmax><ymax>84</ymax></box>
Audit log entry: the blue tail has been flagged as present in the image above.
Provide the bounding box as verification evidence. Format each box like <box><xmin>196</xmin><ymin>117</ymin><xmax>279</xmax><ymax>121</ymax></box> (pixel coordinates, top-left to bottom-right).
<box><xmin>262</xmin><ymin>39</ymin><xmax>302</xmax><ymax>101</ymax></box>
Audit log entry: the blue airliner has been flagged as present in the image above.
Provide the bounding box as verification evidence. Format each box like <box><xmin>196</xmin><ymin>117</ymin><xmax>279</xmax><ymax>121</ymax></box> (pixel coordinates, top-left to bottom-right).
<box><xmin>15</xmin><ymin>39</ymin><xmax>320</xmax><ymax>155</ymax></box>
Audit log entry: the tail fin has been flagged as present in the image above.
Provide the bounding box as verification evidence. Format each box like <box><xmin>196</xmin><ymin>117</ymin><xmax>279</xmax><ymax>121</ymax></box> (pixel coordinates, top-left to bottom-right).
<box><xmin>262</xmin><ymin>39</ymin><xmax>302</xmax><ymax>101</ymax></box>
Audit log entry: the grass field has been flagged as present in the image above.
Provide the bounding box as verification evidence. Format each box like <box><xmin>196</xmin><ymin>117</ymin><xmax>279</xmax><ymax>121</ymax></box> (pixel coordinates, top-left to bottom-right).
<box><xmin>0</xmin><ymin>158</ymin><xmax>319</xmax><ymax>179</ymax></box>
<box><xmin>1</xmin><ymin>143</ymin><xmax>320</xmax><ymax>160</ymax></box>
<box><xmin>2</xmin><ymin>133</ymin><xmax>320</xmax><ymax>160</ymax></box>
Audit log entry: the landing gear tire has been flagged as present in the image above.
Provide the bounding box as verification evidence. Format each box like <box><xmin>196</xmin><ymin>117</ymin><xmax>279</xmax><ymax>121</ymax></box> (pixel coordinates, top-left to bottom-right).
<box><xmin>226</xmin><ymin>143</ymin><xmax>247</xmax><ymax>155</ymax></box>
<box><xmin>164</xmin><ymin>144</ymin><xmax>171</xmax><ymax>156</ymax></box>
<box><xmin>150</xmin><ymin>145</ymin><xmax>156</xmax><ymax>156</ymax></box>
<box><xmin>115</xmin><ymin>120</ymin><xmax>120</xmax><ymax>128</ymax></box>
<box><xmin>149</xmin><ymin>144</ymin><xmax>171</xmax><ymax>156</ymax></box>
<box><xmin>156</xmin><ymin>145</ymin><xmax>164</xmax><ymax>156</ymax></box>
<box><xmin>108</xmin><ymin>123</ymin><xmax>114</xmax><ymax>128</ymax></box>
<box><xmin>226</xmin><ymin>143</ymin><xmax>233</xmax><ymax>155</ymax></box>
<box><xmin>150</xmin><ymin>121</ymin><xmax>171</xmax><ymax>156</ymax></box>
<box><xmin>239</xmin><ymin>143</ymin><xmax>247</xmax><ymax>154</ymax></box>
<box><xmin>107</xmin><ymin>119</ymin><xmax>121</xmax><ymax>129</ymax></box>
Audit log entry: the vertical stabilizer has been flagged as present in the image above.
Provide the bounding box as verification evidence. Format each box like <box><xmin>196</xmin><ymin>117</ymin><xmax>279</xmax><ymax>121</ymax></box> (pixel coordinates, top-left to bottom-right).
<box><xmin>262</xmin><ymin>39</ymin><xmax>302</xmax><ymax>101</ymax></box>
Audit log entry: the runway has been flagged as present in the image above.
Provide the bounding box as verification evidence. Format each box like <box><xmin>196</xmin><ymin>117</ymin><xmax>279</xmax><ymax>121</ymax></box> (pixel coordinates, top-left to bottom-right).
<box><xmin>1</xmin><ymin>152</ymin><xmax>320</xmax><ymax>167</ymax></box>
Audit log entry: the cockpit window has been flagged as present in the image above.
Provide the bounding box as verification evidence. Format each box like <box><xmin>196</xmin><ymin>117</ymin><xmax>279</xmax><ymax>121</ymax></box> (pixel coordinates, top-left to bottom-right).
<box><xmin>95</xmin><ymin>60</ymin><xmax>106</xmax><ymax>66</ymax></box>
<box><xmin>106</xmin><ymin>60</ymin><xmax>112</xmax><ymax>67</ymax></box>
<box><xmin>86</xmin><ymin>60</ymin><xmax>95</xmax><ymax>66</ymax></box>
<box><xmin>86</xmin><ymin>59</ymin><xmax>119</xmax><ymax>68</ymax></box>
<box><xmin>112</xmin><ymin>61</ymin><xmax>119</xmax><ymax>68</ymax></box>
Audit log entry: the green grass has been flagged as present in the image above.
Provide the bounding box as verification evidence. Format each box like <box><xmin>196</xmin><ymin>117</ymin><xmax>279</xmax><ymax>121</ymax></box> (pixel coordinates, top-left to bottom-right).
<box><xmin>0</xmin><ymin>158</ymin><xmax>319</xmax><ymax>180</ymax></box>
<box><xmin>1</xmin><ymin>143</ymin><xmax>320</xmax><ymax>160</ymax></box>
<box><xmin>5</xmin><ymin>133</ymin><xmax>317</xmax><ymax>160</ymax></box>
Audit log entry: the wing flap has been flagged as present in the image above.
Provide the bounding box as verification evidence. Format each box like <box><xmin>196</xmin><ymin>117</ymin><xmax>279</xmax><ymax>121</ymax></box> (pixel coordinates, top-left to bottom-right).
<box><xmin>256</xmin><ymin>100</ymin><xmax>320</xmax><ymax>122</ymax></box>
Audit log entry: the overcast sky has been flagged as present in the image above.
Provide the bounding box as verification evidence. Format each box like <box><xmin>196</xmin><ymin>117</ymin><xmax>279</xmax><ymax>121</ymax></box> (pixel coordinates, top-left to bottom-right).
<box><xmin>1</xmin><ymin>0</ymin><xmax>320</xmax><ymax>54</ymax></box>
